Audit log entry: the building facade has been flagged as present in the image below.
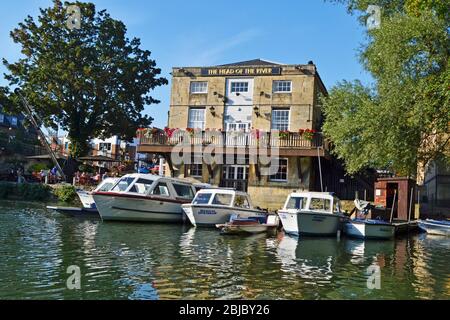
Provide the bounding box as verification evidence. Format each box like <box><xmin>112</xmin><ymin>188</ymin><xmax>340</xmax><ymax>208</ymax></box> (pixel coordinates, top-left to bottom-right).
<box><xmin>138</xmin><ymin>59</ymin><xmax>374</xmax><ymax>210</ymax></box>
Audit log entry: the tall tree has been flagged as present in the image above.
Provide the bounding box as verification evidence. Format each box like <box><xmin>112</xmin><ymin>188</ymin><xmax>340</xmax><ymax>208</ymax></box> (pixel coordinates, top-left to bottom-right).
<box><xmin>1</xmin><ymin>0</ymin><xmax>167</xmax><ymax>157</ymax></box>
<box><xmin>322</xmin><ymin>0</ymin><xmax>449</xmax><ymax>176</ymax></box>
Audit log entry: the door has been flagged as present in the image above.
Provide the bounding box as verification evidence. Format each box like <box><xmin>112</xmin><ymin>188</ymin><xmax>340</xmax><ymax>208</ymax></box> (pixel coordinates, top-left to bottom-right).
<box><xmin>221</xmin><ymin>165</ymin><xmax>248</xmax><ymax>192</ymax></box>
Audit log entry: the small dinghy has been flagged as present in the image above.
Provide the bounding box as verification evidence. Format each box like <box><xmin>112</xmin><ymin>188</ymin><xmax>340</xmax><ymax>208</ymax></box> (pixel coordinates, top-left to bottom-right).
<box><xmin>418</xmin><ymin>219</ymin><xmax>450</xmax><ymax>236</ymax></box>
<box><xmin>344</xmin><ymin>219</ymin><xmax>396</xmax><ymax>240</ymax></box>
<box><xmin>216</xmin><ymin>214</ymin><xmax>279</xmax><ymax>235</ymax></box>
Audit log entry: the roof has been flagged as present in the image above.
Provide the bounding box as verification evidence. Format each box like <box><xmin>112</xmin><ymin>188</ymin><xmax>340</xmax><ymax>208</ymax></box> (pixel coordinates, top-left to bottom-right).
<box><xmin>122</xmin><ymin>173</ymin><xmax>195</xmax><ymax>185</ymax></box>
<box><xmin>288</xmin><ymin>191</ymin><xmax>337</xmax><ymax>199</ymax></box>
<box><xmin>196</xmin><ymin>188</ymin><xmax>248</xmax><ymax>196</ymax></box>
<box><xmin>217</xmin><ymin>59</ymin><xmax>284</xmax><ymax>67</ymax></box>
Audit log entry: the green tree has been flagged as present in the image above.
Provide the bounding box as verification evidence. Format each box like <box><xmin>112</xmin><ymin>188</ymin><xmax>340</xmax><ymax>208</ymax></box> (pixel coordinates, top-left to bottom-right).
<box><xmin>1</xmin><ymin>0</ymin><xmax>167</xmax><ymax>157</ymax></box>
<box><xmin>322</xmin><ymin>1</ymin><xmax>449</xmax><ymax>176</ymax></box>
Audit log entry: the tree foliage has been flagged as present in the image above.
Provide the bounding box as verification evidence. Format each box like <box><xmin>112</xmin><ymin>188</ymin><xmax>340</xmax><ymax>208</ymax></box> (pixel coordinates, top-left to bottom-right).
<box><xmin>1</xmin><ymin>0</ymin><xmax>167</xmax><ymax>157</ymax></box>
<box><xmin>322</xmin><ymin>0</ymin><xmax>449</xmax><ymax>176</ymax></box>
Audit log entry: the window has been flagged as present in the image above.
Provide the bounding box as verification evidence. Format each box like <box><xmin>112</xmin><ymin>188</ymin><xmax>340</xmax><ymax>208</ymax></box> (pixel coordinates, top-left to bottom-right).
<box><xmin>193</xmin><ymin>193</ymin><xmax>212</xmax><ymax>204</ymax></box>
<box><xmin>190</xmin><ymin>164</ymin><xmax>203</xmax><ymax>177</ymax></box>
<box><xmin>173</xmin><ymin>184</ymin><xmax>195</xmax><ymax>200</ymax></box>
<box><xmin>273</xmin><ymin>80</ymin><xmax>292</xmax><ymax>93</ymax></box>
<box><xmin>0</xmin><ymin>113</ymin><xmax>4</xmax><ymax>123</ymax></box>
<box><xmin>271</xmin><ymin>109</ymin><xmax>290</xmax><ymax>131</ymax></box>
<box><xmin>190</xmin><ymin>81</ymin><xmax>208</xmax><ymax>94</ymax></box>
<box><xmin>129</xmin><ymin>178</ymin><xmax>154</xmax><ymax>194</ymax></box>
<box><xmin>286</xmin><ymin>197</ymin><xmax>308</xmax><ymax>210</ymax></box>
<box><xmin>9</xmin><ymin>116</ymin><xmax>18</xmax><ymax>127</ymax></box>
<box><xmin>234</xmin><ymin>195</ymin><xmax>250</xmax><ymax>208</ymax></box>
<box><xmin>99</xmin><ymin>143</ymin><xmax>112</xmax><ymax>151</ymax></box>
<box><xmin>151</xmin><ymin>182</ymin><xmax>170</xmax><ymax>196</ymax></box>
<box><xmin>112</xmin><ymin>177</ymin><xmax>135</xmax><ymax>192</ymax></box>
<box><xmin>230</xmin><ymin>82</ymin><xmax>249</xmax><ymax>93</ymax></box>
<box><xmin>270</xmin><ymin>158</ymin><xmax>288</xmax><ymax>182</ymax></box>
<box><xmin>309</xmin><ymin>198</ymin><xmax>331</xmax><ymax>212</ymax></box>
<box><xmin>64</xmin><ymin>142</ymin><xmax>69</xmax><ymax>151</ymax></box>
<box><xmin>97</xmin><ymin>182</ymin><xmax>115</xmax><ymax>192</ymax></box>
<box><xmin>212</xmin><ymin>193</ymin><xmax>233</xmax><ymax>206</ymax></box>
<box><xmin>188</xmin><ymin>108</ymin><xmax>205</xmax><ymax>130</ymax></box>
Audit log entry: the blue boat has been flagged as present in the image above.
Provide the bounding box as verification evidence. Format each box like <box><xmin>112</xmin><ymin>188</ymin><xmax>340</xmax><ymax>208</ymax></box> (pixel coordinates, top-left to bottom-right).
<box><xmin>418</xmin><ymin>219</ymin><xmax>450</xmax><ymax>236</ymax></box>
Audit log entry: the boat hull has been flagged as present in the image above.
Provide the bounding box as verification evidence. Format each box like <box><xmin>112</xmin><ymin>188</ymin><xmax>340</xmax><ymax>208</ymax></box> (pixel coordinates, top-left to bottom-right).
<box><xmin>418</xmin><ymin>220</ymin><xmax>450</xmax><ymax>236</ymax></box>
<box><xmin>93</xmin><ymin>193</ymin><xmax>186</xmax><ymax>223</ymax></box>
<box><xmin>77</xmin><ymin>191</ymin><xmax>95</xmax><ymax>209</ymax></box>
<box><xmin>278</xmin><ymin>211</ymin><xmax>342</xmax><ymax>236</ymax></box>
<box><xmin>182</xmin><ymin>205</ymin><xmax>266</xmax><ymax>227</ymax></box>
<box><xmin>47</xmin><ymin>206</ymin><xmax>100</xmax><ymax>219</ymax></box>
<box><xmin>344</xmin><ymin>221</ymin><xmax>395</xmax><ymax>239</ymax></box>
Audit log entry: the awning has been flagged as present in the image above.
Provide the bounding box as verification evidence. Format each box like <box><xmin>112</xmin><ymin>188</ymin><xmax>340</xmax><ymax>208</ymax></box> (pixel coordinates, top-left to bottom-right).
<box><xmin>26</xmin><ymin>154</ymin><xmax>68</xmax><ymax>160</ymax></box>
<box><xmin>77</xmin><ymin>155</ymin><xmax>117</xmax><ymax>162</ymax></box>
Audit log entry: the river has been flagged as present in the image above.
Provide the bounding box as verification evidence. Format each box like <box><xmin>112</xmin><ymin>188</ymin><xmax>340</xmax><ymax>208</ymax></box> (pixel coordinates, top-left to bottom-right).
<box><xmin>0</xmin><ymin>201</ymin><xmax>448</xmax><ymax>300</ymax></box>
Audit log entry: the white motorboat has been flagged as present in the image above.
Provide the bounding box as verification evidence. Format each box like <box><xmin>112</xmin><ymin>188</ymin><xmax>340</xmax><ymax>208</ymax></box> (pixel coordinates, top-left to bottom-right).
<box><xmin>92</xmin><ymin>174</ymin><xmax>197</xmax><ymax>223</ymax></box>
<box><xmin>182</xmin><ymin>188</ymin><xmax>268</xmax><ymax>227</ymax></box>
<box><xmin>418</xmin><ymin>219</ymin><xmax>450</xmax><ymax>236</ymax></box>
<box><xmin>277</xmin><ymin>192</ymin><xmax>345</xmax><ymax>236</ymax></box>
<box><xmin>77</xmin><ymin>177</ymin><xmax>119</xmax><ymax>209</ymax></box>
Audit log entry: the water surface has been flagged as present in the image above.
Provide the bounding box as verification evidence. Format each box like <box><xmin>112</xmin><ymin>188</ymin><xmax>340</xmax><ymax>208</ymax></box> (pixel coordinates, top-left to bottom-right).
<box><xmin>0</xmin><ymin>201</ymin><xmax>449</xmax><ymax>300</ymax></box>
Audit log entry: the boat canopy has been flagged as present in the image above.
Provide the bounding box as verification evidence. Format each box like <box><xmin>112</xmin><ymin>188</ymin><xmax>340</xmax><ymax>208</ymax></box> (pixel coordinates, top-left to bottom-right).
<box><xmin>282</xmin><ymin>192</ymin><xmax>342</xmax><ymax>214</ymax></box>
<box><xmin>191</xmin><ymin>189</ymin><xmax>254</xmax><ymax>209</ymax></box>
<box><xmin>108</xmin><ymin>174</ymin><xmax>196</xmax><ymax>200</ymax></box>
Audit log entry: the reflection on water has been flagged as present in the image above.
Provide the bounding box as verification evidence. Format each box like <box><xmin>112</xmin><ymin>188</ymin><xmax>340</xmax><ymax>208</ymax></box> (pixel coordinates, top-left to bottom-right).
<box><xmin>0</xmin><ymin>201</ymin><xmax>449</xmax><ymax>300</ymax></box>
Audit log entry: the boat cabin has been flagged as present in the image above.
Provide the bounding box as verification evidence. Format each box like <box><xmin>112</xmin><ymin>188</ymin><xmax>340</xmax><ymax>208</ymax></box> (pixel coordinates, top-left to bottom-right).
<box><xmin>191</xmin><ymin>189</ymin><xmax>255</xmax><ymax>209</ymax></box>
<box><xmin>281</xmin><ymin>192</ymin><xmax>342</xmax><ymax>214</ymax></box>
<box><xmin>108</xmin><ymin>174</ymin><xmax>197</xmax><ymax>201</ymax></box>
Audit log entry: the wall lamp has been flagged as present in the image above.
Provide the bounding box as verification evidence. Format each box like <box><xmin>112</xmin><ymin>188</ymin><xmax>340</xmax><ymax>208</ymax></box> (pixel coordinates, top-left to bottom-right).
<box><xmin>209</xmin><ymin>106</ymin><xmax>216</xmax><ymax>117</ymax></box>
<box><xmin>253</xmin><ymin>106</ymin><xmax>261</xmax><ymax>118</ymax></box>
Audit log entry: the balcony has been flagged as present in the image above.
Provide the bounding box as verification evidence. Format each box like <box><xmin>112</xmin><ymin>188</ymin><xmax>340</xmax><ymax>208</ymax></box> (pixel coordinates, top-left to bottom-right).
<box><xmin>137</xmin><ymin>130</ymin><xmax>330</xmax><ymax>158</ymax></box>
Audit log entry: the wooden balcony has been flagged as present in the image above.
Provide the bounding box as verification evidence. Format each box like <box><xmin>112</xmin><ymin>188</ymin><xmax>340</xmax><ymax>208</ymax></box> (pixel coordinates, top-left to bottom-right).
<box><xmin>137</xmin><ymin>130</ymin><xmax>329</xmax><ymax>158</ymax></box>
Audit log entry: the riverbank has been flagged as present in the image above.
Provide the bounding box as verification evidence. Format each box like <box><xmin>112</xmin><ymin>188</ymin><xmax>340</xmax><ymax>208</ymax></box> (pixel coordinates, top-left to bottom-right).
<box><xmin>0</xmin><ymin>182</ymin><xmax>81</xmax><ymax>205</ymax></box>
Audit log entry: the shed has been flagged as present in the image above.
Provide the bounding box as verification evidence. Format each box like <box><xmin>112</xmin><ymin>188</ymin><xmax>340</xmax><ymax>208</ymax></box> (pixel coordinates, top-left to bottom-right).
<box><xmin>374</xmin><ymin>177</ymin><xmax>416</xmax><ymax>221</ymax></box>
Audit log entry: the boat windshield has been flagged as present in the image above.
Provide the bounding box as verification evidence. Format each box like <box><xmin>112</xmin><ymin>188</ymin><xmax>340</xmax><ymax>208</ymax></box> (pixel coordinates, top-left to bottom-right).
<box><xmin>310</xmin><ymin>198</ymin><xmax>332</xmax><ymax>212</ymax></box>
<box><xmin>193</xmin><ymin>193</ymin><xmax>212</xmax><ymax>204</ymax></box>
<box><xmin>286</xmin><ymin>197</ymin><xmax>308</xmax><ymax>210</ymax></box>
<box><xmin>129</xmin><ymin>178</ymin><xmax>154</xmax><ymax>195</ymax></box>
<box><xmin>111</xmin><ymin>177</ymin><xmax>135</xmax><ymax>192</ymax></box>
<box><xmin>96</xmin><ymin>181</ymin><xmax>115</xmax><ymax>192</ymax></box>
<box><xmin>212</xmin><ymin>193</ymin><xmax>233</xmax><ymax>206</ymax></box>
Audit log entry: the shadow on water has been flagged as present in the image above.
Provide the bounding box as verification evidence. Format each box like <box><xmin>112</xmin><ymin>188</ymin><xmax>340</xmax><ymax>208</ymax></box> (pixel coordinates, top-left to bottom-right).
<box><xmin>0</xmin><ymin>201</ymin><xmax>449</xmax><ymax>300</ymax></box>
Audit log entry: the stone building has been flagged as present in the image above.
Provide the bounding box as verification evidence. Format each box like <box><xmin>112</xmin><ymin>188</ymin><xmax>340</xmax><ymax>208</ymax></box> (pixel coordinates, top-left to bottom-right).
<box><xmin>138</xmin><ymin>59</ymin><xmax>374</xmax><ymax>210</ymax></box>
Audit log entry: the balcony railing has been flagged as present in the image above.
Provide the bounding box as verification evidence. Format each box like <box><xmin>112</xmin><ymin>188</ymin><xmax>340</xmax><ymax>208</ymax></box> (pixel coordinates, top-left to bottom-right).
<box><xmin>138</xmin><ymin>130</ymin><xmax>325</xmax><ymax>149</ymax></box>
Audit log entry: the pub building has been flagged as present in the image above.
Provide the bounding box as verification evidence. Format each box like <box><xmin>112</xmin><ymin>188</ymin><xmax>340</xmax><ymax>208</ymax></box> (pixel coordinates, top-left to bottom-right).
<box><xmin>137</xmin><ymin>59</ymin><xmax>375</xmax><ymax>210</ymax></box>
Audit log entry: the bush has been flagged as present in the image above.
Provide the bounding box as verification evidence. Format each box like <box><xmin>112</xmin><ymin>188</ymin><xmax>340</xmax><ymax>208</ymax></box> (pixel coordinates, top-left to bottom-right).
<box><xmin>17</xmin><ymin>183</ymin><xmax>51</xmax><ymax>201</ymax></box>
<box><xmin>0</xmin><ymin>182</ymin><xmax>51</xmax><ymax>201</ymax></box>
<box><xmin>28</xmin><ymin>163</ymin><xmax>51</xmax><ymax>174</ymax></box>
<box><xmin>53</xmin><ymin>184</ymin><xmax>78</xmax><ymax>203</ymax></box>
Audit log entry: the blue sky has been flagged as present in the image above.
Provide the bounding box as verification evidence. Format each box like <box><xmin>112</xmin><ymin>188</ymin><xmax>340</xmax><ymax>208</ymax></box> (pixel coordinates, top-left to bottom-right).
<box><xmin>0</xmin><ymin>0</ymin><xmax>372</xmax><ymax>128</ymax></box>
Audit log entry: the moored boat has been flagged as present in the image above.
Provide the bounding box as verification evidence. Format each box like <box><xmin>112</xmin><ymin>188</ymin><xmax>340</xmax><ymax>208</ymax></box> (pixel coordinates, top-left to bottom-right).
<box><xmin>344</xmin><ymin>219</ymin><xmax>396</xmax><ymax>240</ymax></box>
<box><xmin>216</xmin><ymin>214</ymin><xmax>279</xmax><ymax>235</ymax></box>
<box><xmin>277</xmin><ymin>192</ymin><xmax>345</xmax><ymax>236</ymax></box>
<box><xmin>93</xmin><ymin>174</ymin><xmax>197</xmax><ymax>223</ymax></box>
<box><xmin>418</xmin><ymin>219</ymin><xmax>450</xmax><ymax>236</ymax></box>
<box><xmin>77</xmin><ymin>177</ymin><xmax>119</xmax><ymax>209</ymax></box>
<box><xmin>182</xmin><ymin>188</ymin><xmax>268</xmax><ymax>227</ymax></box>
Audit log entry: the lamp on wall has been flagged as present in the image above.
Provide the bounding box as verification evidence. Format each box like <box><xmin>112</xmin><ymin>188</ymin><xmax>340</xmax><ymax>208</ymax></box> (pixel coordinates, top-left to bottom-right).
<box><xmin>253</xmin><ymin>106</ymin><xmax>261</xmax><ymax>118</ymax></box>
<box><xmin>209</xmin><ymin>106</ymin><xmax>216</xmax><ymax>117</ymax></box>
